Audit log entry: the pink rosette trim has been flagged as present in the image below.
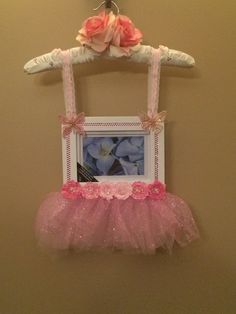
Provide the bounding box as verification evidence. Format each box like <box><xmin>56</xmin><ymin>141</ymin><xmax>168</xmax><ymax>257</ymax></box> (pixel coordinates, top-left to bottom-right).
<box><xmin>61</xmin><ymin>181</ymin><xmax>167</xmax><ymax>201</ymax></box>
<box><xmin>99</xmin><ymin>182</ymin><xmax>116</xmax><ymax>200</ymax></box>
<box><xmin>61</xmin><ymin>180</ymin><xmax>82</xmax><ymax>200</ymax></box>
<box><xmin>148</xmin><ymin>180</ymin><xmax>166</xmax><ymax>200</ymax></box>
<box><xmin>82</xmin><ymin>182</ymin><xmax>100</xmax><ymax>199</ymax></box>
<box><xmin>114</xmin><ymin>182</ymin><xmax>132</xmax><ymax>200</ymax></box>
<box><xmin>131</xmin><ymin>181</ymin><xmax>149</xmax><ymax>200</ymax></box>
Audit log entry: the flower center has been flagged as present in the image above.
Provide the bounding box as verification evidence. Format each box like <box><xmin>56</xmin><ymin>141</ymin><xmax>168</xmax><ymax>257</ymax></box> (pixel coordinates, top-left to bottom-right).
<box><xmin>100</xmin><ymin>148</ymin><xmax>109</xmax><ymax>156</ymax></box>
<box><xmin>99</xmin><ymin>145</ymin><xmax>111</xmax><ymax>157</ymax></box>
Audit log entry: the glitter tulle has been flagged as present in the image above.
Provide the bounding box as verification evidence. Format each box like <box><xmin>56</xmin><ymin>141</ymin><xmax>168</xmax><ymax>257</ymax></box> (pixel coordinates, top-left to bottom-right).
<box><xmin>35</xmin><ymin>192</ymin><xmax>199</xmax><ymax>254</ymax></box>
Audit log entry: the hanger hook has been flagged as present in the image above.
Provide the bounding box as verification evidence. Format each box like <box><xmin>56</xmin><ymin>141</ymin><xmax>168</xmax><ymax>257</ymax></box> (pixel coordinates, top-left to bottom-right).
<box><xmin>93</xmin><ymin>1</ymin><xmax>120</xmax><ymax>15</ymax></box>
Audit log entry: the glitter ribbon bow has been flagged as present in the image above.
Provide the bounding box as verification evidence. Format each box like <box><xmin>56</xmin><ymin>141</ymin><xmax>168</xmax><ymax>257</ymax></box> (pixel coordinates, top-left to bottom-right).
<box><xmin>139</xmin><ymin>111</ymin><xmax>167</xmax><ymax>133</ymax></box>
<box><xmin>59</xmin><ymin>112</ymin><xmax>85</xmax><ymax>138</ymax></box>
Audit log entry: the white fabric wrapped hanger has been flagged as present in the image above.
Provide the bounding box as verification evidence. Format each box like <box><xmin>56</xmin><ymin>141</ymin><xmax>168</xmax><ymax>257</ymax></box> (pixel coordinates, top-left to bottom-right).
<box><xmin>23</xmin><ymin>0</ymin><xmax>195</xmax><ymax>74</ymax></box>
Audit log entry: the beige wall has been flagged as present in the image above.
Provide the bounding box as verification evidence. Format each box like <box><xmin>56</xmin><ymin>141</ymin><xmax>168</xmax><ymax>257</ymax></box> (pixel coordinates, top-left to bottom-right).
<box><xmin>1</xmin><ymin>1</ymin><xmax>236</xmax><ymax>313</ymax></box>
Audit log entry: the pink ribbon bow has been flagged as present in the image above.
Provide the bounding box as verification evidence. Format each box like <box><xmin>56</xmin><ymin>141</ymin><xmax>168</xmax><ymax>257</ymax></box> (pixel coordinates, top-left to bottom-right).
<box><xmin>59</xmin><ymin>112</ymin><xmax>85</xmax><ymax>138</ymax></box>
<box><xmin>140</xmin><ymin>111</ymin><xmax>167</xmax><ymax>133</ymax></box>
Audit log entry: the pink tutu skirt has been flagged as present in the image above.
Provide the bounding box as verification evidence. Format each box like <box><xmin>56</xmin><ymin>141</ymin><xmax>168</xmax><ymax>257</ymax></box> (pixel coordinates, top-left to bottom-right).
<box><xmin>35</xmin><ymin>192</ymin><xmax>199</xmax><ymax>254</ymax></box>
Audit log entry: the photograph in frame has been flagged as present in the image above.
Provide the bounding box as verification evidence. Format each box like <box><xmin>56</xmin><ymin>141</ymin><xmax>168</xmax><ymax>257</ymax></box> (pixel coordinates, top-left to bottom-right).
<box><xmin>62</xmin><ymin>116</ymin><xmax>165</xmax><ymax>184</ymax></box>
<box><xmin>82</xmin><ymin>136</ymin><xmax>145</xmax><ymax>177</ymax></box>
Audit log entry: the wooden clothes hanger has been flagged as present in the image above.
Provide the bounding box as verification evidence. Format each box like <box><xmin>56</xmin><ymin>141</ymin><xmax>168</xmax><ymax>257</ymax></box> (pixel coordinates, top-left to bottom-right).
<box><xmin>24</xmin><ymin>0</ymin><xmax>195</xmax><ymax>74</ymax></box>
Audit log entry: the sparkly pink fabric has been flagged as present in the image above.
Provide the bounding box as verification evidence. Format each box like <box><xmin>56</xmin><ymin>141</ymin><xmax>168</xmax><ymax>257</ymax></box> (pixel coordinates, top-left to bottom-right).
<box><xmin>35</xmin><ymin>192</ymin><xmax>199</xmax><ymax>254</ymax></box>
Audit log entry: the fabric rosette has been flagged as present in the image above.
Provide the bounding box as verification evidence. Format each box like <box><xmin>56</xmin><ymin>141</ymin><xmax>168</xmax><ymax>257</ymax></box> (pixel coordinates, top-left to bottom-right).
<box><xmin>110</xmin><ymin>14</ymin><xmax>143</xmax><ymax>57</ymax></box>
<box><xmin>76</xmin><ymin>11</ymin><xmax>115</xmax><ymax>53</ymax></box>
<box><xmin>76</xmin><ymin>11</ymin><xmax>143</xmax><ymax>56</ymax></box>
<box><xmin>61</xmin><ymin>180</ymin><xmax>82</xmax><ymax>200</ymax></box>
<box><xmin>81</xmin><ymin>182</ymin><xmax>100</xmax><ymax>199</ymax></box>
<box><xmin>148</xmin><ymin>181</ymin><xmax>166</xmax><ymax>200</ymax></box>
<box><xmin>131</xmin><ymin>181</ymin><xmax>149</xmax><ymax>200</ymax></box>
<box><xmin>114</xmin><ymin>182</ymin><xmax>132</xmax><ymax>200</ymax></box>
<box><xmin>99</xmin><ymin>182</ymin><xmax>116</xmax><ymax>200</ymax></box>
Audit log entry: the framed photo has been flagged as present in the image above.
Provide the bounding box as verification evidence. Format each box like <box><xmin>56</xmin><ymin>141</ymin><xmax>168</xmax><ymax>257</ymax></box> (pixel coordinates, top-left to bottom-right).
<box><xmin>62</xmin><ymin>116</ymin><xmax>165</xmax><ymax>183</ymax></box>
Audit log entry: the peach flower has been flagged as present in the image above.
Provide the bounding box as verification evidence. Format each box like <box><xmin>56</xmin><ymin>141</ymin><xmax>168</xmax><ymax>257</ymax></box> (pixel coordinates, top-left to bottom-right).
<box><xmin>110</xmin><ymin>15</ymin><xmax>143</xmax><ymax>56</ymax></box>
<box><xmin>76</xmin><ymin>11</ymin><xmax>115</xmax><ymax>52</ymax></box>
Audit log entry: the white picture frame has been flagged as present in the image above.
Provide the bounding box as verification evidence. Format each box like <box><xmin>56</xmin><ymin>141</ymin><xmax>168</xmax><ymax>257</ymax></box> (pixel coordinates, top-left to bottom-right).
<box><xmin>62</xmin><ymin>116</ymin><xmax>165</xmax><ymax>184</ymax></box>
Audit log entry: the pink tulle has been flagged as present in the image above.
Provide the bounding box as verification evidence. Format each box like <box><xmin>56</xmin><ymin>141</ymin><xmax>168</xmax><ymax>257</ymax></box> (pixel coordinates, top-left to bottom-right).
<box><xmin>35</xmin><ymin>192</ymin><xmax>199</xmax><ymax>254</ymax></box>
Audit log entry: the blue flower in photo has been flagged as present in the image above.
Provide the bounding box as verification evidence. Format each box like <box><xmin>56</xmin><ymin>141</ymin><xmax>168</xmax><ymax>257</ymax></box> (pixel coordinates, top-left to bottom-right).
<box><xmin>83</xmin><ymin>136</ymin><xmax>145</xmax><ymax>176</ymax></box>
<box><xmin>86</xmin><ymin>138</ymin><xmax>116</xmax><ymax>175</ymax></box>
<box><xmin>119</xmin><ymin>158</ymin><xmax>144</xmax><ymax>175</ymax></box>
<box><xmin>83</xmin><ymin>153</ymin><xmax>98</xmax><ymax>176</ymax></box>
<box><xmin>83</xmin><ymin>137</ymin><xmax>95</xmax><ymax>163</ymax></box>
<box><xmin>136</xmin><ymin>159</ymin><xmax>144</xmax><ymax>175</ymax></box>
<box><xmin>119</xmin><ymin>159</ymin><xmax>139</xmax><ymax>175</ymax></box>
<box><xmin>115</xmin><ymin>137</ymin><xmax>144</xmax><ymax>162</ymax></box>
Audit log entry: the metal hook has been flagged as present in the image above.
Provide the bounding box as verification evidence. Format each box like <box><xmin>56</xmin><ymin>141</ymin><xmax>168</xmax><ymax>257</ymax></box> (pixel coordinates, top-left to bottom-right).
<box><xmin>93</xmin><ymin>1</ymin><xmax>120</xmax><ymax>15</ymax></box>
<box><xmin>105</xmin><ymin>0</ymin><xmax>112</xmax><ymax>8</ymax></box>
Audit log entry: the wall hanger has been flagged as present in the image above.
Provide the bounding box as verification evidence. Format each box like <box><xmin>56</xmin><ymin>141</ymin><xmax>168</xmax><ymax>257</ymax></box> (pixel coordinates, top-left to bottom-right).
<box><xmin>24</xmin><ymin>0</ymin><xmax>195</xmax><ymax>74</ymax></box>
<box><xmin>27</xmin><ymin>0</ymin><xmax>200</xmax><ymax>254</ymax></box>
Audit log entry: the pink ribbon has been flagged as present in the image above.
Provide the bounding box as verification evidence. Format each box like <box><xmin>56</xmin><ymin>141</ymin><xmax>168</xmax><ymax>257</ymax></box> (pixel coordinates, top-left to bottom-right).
<box><xmin>140</xmin><ymin>111</ymin><xmax>167</xmax><ymax>133</ymax></box>
<box><xmin>59</xmin><ymin>112</ymin><xmax>85</xmax><ymax>138</ymax></box>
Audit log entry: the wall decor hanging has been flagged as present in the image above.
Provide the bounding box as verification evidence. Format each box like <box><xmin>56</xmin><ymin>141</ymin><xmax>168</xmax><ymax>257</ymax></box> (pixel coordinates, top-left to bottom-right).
<box><xmin>24</xmin><ymin>0</ymin><xmax>199</xmax><ymax>254</ymax></box>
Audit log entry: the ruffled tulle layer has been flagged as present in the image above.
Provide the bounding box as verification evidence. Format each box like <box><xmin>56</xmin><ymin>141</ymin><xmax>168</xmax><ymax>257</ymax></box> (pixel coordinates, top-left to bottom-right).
<box><xmin>35</xmin><ymin>192</ymin><xmax>199</xmax><ymax>254</ymax></box>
